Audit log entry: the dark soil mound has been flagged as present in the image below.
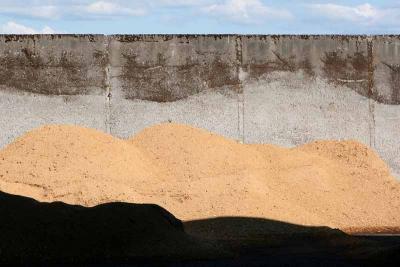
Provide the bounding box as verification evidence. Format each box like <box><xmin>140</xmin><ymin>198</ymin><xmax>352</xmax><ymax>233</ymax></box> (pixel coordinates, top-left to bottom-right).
<box><xmin>1</xmin><ymin>191</ymin><xmax>399</xmax><ymax>266</ymax></box>
<box><xmin>0</xmin><ymin>191</ymin><xmax>219</xmax><ymax>265</ymax></box>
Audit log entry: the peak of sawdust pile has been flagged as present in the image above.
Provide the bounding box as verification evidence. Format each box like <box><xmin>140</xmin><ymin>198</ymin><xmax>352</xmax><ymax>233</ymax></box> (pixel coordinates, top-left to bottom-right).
<box><xmin>0</xmin><ymin>123</ymin><xmax>399</xmax><ymax>233</ymax></box>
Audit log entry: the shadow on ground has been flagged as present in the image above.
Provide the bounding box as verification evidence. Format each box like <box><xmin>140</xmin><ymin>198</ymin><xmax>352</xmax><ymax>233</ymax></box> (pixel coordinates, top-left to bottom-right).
<box><xmin>0</xmin><ymin>191</ymin><xmax>399</xmax><ymax>266</ymax></box>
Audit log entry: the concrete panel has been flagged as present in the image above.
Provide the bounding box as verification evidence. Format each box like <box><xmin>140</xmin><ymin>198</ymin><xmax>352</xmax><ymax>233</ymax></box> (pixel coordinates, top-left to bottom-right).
<box><xmin>371</xmin><ymin>36</ymin><xmax>400</xmax><ymax>177</ymax></box>
<box><xmin>242</xmin><ymin>36</ymin><xmax>373</xmax><ymax>150</ymax></box>
<box><xmin>107</xmin><ymin>35</ymin><xmax>241</xmax><ymax>141</ymax></box>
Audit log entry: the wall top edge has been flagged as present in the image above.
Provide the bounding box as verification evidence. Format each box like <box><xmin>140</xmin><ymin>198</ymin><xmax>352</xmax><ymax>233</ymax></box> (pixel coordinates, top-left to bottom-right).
<box><xmin>0</xmin><ymin>34</ymin><xmax>398</xmax><ymax>44</ymax></box>
<box><xmin>0</xmin><ymin>34</ymin><xmax>399</xmax><ymax>38</ymax></box>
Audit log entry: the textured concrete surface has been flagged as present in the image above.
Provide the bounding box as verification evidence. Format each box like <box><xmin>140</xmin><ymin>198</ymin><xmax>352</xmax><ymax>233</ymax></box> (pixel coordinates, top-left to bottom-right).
<box><xmin>0</xmin><ymin>91</ymin><xmax>107</xmax><ymax>146</ymax></box>
<box><xmin>109</xmin><ymin>91</ymin><xmax>241</xmax><ymax>141</ymax></box>
<box><xmin>0</xmin><ymin>34</ymin><xmax>398</xmax><ymax>178</ymax></box>
<box><xmin>243</xmin><ymin>72</ymin><xmax>371</xmax><ymax>146</ymax></box>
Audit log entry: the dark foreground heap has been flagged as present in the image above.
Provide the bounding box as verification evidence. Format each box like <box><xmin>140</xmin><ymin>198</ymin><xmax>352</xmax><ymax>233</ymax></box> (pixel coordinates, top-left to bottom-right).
<box><xmin>0</xmin><ymin>191</ymin><xmax>219</xmax><ymax>265</ymax></box>
<box><xmin>1</xmin><ymin>191</ymin><xmax>399</xmax><ymax>266</ymax></box>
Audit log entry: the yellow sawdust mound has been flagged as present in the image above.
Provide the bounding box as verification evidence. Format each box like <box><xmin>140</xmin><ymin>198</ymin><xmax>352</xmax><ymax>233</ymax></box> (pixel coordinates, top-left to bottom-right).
<box><xmin>0</xmin><ymin>123</ymin><xmax>399</xmax><ymax>232</ymax></box>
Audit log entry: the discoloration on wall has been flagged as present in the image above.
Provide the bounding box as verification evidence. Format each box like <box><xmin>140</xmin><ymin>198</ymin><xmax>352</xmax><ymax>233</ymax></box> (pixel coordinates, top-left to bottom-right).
<box><xmin>114</xmin><ymin>35</ymin><xmax>239</xmax><ymax>102</ymax></box>
<box><xmin>244</xmin><ymin>51</ymin><xmax>314</xmax><ymax>79</ymax></box>
<box><xmin>0</xmin><ymin>35</ymin><xmax>107</xmax><ymax>95</ymax></box>
<box><xmin>0</xmin><ymin>34</ymin><xmax>398</xmax><ymax>104</ymax></box>
<box><xmin>321</xmin><ymin>51</ymin><xmax>370</xmax><ymax>100</ymax></box>
<box><xmin>241</xmin><ymin>36</ymin><xmax>369</xmax><ymax>84</ymax></box>
<box><xmin>119</xmin><ymin>52</ymin><xmax>239</xmax><ymax>102</ymax></box>
<box><xmin>0</xmin><ymin>49</ymin><xmax>94</xmax><ymax>95</ymax></box>
<box><xmin>382</xmin><ymin>63</ymin><xmax>400</xmax><ymax>104</ymax></box>
<box><xmin>321</xmin><ymin>51</ymin><xmax>368</xmax><ymax>81</ymax></box>
<box><xmin>372</xmin><ymin>36</ymin><xmax>400</xmax><ymax>105</ymax></box>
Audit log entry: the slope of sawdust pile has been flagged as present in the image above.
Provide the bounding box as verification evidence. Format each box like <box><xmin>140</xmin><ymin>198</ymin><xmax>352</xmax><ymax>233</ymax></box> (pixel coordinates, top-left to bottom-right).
<box><xmin>0</xmin><ymin>123</ymin><xmax>399</xmax><ymax>232</ymax></box>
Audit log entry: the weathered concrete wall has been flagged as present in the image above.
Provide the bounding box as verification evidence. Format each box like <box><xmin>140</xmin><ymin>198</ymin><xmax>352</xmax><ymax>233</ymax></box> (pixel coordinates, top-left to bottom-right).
<box><xmin>0</xmin><ymin>34</ymin><xmax>399</xmax><ymax>178</ymax></box>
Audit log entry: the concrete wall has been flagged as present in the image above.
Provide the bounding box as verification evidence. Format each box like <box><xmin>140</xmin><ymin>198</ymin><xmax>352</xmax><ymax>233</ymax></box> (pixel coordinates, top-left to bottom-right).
<box><xmin>0</xmin><ymin>34</ymin><xmax>399</xmax><ymax>178</ymax></box>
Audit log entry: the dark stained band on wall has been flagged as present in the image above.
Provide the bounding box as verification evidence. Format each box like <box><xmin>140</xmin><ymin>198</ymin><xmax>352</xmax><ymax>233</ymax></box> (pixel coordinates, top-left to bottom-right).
<box><xmin>0</xmin><ymin>35</ymin><xmax>399</xmax><ymax>104</ymax></box>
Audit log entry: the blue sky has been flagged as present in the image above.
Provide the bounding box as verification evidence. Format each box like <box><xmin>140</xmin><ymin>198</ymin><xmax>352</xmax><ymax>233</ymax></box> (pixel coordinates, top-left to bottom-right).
<box><xmin>0</xmin><ymin>0</ymin><xmax>399</xmax><ymax>34</ymax></box>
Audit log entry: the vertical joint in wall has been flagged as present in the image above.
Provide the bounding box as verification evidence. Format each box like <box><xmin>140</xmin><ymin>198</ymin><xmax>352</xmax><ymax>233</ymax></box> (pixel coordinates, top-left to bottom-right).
<box><xmin>104</xmin><ymin>36</ymin><xmax>112</xmax><ymax>135</ymax></box>
<box><xmin>235</xmin><ymin>35</ymin><xmax>245</xmax><ymax>143</ymax></box>
<box><xmin>235</xmin><ymin>35</ymin><xmax>243</xmax><ymax>67</ymax></box>
<box><xmin>367</xmin><ymin>37</ymin><xmax>376</xmax><ymax>148</ymax></box>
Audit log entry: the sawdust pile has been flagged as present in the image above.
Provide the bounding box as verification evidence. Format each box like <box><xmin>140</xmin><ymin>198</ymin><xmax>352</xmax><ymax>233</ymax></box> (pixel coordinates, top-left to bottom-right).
<box><xmin>0</xmin><ymin>123</ymin><xmax>399</xmax><ymax>232</ymax></box>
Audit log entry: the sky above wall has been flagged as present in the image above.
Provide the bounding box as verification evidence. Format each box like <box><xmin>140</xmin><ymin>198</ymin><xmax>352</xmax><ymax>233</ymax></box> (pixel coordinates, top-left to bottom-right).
<box><xmin>0</xmin><ymin>0</ymin><xmax>399</xmax><ymax>34</ymax></box>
